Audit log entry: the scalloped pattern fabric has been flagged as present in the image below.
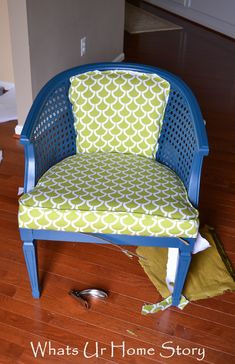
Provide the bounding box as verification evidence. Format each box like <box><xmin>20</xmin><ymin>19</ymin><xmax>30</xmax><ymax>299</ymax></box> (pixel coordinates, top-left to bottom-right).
<box><xmin>69</xmin><ymin>70</ymin><xmax>170</xmax><ymax>158</ymax></box>
<box><xmin>18</xmin><ymin>153</ymin><xmax>198</xmax><ymax>237</ymax></box>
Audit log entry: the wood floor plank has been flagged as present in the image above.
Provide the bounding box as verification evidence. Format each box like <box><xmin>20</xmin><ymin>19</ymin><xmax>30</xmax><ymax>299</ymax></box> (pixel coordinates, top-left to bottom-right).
<box><xmin>0</xmin><ymin>338</ymin><xmax>24</xmax><ymax>363</ymax></box>
<box><xmin>1</xmin><ymin>285</ymin><xmax>232</xmax><ymax>364</ymax></box>
<box><xmin>0</xmin><ymin>322</ymin><xmax>116</xmax><ymax>364</ymax></box>
<box><xmin>0</xmin><ymin>307</ymin><xmax>148</xmax><ymax>364</ymax></box>
<box><xmin>1</xmin><ymin>276</ymin><xmax>234</xmax><ymax>364</ymax></box>
<box><xmin>1</xmin><ymin>245</ymin><xmax>235</xmax><ymax>334</ymax></box>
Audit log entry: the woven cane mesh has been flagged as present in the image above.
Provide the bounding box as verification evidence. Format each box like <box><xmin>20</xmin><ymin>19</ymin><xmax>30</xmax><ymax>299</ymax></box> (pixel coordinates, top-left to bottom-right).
<box><xmin>30</xmin><ymin>82</ymin><xmax>76</xmax><ymax>183</ymax></box>
<box><xmin>157</xmin><ymin>86</ymin><xmax>197</xmax><ymax>190</ymax></box>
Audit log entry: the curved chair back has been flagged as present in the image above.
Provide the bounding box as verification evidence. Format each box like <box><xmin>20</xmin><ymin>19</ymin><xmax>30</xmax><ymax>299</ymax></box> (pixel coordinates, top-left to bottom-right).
<box><xmin>21</xmin><ymin>63</ymin><xmax>209</xmax><ymax>206</ymax></box>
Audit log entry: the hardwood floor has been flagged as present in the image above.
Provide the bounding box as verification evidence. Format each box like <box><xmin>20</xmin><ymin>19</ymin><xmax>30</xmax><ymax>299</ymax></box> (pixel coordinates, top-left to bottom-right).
<box><xmin>0</xmin><ymin>2</ymin><xmax>235</xmax><ymax>362</ymax></box>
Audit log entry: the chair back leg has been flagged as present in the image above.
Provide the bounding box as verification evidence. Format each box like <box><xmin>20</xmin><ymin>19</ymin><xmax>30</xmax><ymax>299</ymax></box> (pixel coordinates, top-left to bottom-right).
<box><xmin>23</xmin><ymin>240</ymin><xmax>40</xmax><ymax>298</ymax></box>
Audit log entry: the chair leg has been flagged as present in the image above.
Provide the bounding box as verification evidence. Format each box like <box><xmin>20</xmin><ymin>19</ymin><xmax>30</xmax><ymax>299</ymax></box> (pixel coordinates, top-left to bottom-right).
<box><xmin>23</xmin><ymin>240</ymin><xmax>40</xmax><ymax>298</ymax></box>
<box><xmin>172</xmin><ymin>248</ymin><xmax>191</xmax><ymax>306</ymax></box>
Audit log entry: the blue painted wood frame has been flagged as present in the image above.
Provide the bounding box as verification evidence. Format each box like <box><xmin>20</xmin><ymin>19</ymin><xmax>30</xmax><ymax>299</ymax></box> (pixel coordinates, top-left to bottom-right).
<box><xmin>20</xmin><ymin>227</ymin><xmax>195</xmax><ymax>305</ymax></box>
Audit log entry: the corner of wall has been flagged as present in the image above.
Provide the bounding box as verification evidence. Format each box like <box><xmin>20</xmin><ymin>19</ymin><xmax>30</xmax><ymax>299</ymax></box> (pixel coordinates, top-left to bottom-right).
<box><xmin>7</xmin><ymin>0</ymin><xmax>33</xmax><ymax>127</ymax></box>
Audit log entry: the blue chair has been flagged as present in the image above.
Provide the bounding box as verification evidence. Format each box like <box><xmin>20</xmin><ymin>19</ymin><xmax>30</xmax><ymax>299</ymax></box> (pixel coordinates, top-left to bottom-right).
<box><xmin>18</xmin><ymin>63</ymin><xmax>209</xmax><ymax>306</ymax></box>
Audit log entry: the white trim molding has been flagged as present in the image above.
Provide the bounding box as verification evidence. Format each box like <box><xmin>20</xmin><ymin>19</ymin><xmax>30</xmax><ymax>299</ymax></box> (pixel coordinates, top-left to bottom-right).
<box><xmin>112</xmin><ymin>52</ymin><xmax>125</xmax><ymax>62</ymax></box>
<box><xmin>15</xmin><ymin>124</ymin><xmax>23</xmax><ymax>135</ymax></box>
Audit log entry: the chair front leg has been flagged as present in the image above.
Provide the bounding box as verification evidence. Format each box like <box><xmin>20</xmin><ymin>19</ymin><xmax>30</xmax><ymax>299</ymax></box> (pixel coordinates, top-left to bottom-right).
<box><xmin>172</xmin><ymin>243</ymin><xmax>193</xmax><ymax>306</ymax></box>
<box><xmin>23</xmin><ymin>240</ymin><xmax>40</xmax><ymax>298</ymax></box>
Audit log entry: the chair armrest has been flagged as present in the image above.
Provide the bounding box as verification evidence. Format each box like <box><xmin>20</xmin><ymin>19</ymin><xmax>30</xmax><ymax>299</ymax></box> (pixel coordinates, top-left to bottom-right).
<box><xmin>157</xmin><ymin>79</ymin><xmax>209</xmax><ymax>207</ymax></box>
<box><xmin>21</xmin><ymin>78</ymin><xmax>76</xmax><ymax>192</ymax></box>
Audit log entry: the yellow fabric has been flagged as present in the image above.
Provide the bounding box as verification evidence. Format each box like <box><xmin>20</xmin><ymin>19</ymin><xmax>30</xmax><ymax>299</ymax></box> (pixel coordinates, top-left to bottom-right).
<box><xmin>137</xmin><ymin>225</ymin><xmax>235</xmax><ymax>301</ymax></box>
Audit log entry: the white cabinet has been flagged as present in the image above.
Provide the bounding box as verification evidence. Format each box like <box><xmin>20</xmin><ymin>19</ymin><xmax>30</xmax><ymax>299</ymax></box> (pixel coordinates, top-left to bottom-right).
<box><xmin>145</xmin><ymin>0</ymin><xmax>235</xmax><ymax>38</ymax></box>
<box><xmin>172</xmin><ymin>0</ymin><xmax>186</xmax><ymax>5</ymax></box>
<box><xmin>190</xmin><ymin>0</ymin><xmax>235</xmax><ymax>26</ymax></box>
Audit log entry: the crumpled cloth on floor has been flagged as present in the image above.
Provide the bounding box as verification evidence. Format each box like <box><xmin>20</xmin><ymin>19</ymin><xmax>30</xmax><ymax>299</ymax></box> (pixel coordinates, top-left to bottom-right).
<box><xmin>137</xmin><ymin>225</ymin><xmax>235</xmax><ymax>301</ymax></box>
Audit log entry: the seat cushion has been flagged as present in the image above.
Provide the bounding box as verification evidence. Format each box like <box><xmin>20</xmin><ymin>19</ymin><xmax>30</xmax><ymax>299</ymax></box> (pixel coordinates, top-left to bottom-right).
<box><xmin>18</xmin><ymin>153</ymin><xmax>198</xmax><ymax>237</ymax></box>
<box><xmin>69</xmin><ymin>70</ymin><xmax>170</xmax><ymax>159</ymax></box>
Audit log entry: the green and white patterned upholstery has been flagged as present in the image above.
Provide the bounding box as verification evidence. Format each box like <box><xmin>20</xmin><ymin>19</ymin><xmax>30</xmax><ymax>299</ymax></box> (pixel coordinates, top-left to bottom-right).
<box><xmin>19</xmin><ymin>153</ymin><xmax>198</xmax><ymax>237</ymax></box>
<box><xmin>69</xmin><ymin>70</ymin><xmax>170</xmax><ymax>158</ymax></box>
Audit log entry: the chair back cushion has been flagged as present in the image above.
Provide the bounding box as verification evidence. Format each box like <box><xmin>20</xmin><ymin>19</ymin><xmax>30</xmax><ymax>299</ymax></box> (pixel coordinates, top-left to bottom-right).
<box><xmin>69</xmin><ymin>70</ymin><xmax>170</xmax><ymax>158</ymax></box>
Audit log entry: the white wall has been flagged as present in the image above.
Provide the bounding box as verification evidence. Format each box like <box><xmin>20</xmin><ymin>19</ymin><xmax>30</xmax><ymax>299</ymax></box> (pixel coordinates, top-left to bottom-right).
<box><xmin>145</xmin><ymin>0</ymin><xmax>235</xmax><ymax>38</ymax></box>
<box><xmin>0</xmin><ymin>0</ymin><xmax>14</xmax><ymax>82</ymax></box>
<box><xmin>26</xmin><ymin>0</ymin><xmax>125</xmax><ymax>96</ymax></box>
<box><xmin>8</xmin><ymin>0</ymin><xmax>125</xmax><ymax>128</ymax></box>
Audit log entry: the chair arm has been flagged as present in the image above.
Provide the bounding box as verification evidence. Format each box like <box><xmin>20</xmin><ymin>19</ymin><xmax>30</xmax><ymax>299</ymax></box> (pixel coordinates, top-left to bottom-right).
<box><xmin>21</xmin><ymin>78</ymin><xmax>76</xmax><ymax>192</ymax></box>
<box><xmin>157</xmin><ymin>80</ymin><xmax>209</xmax><ymax>207</ymax></box>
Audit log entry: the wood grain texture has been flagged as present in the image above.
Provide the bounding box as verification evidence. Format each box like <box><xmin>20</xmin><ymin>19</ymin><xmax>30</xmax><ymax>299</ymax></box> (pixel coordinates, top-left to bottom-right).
<box><xmin>0</xmin><ymin>2</ymin><xmax>235</xmax><ymax>361</ymax></box>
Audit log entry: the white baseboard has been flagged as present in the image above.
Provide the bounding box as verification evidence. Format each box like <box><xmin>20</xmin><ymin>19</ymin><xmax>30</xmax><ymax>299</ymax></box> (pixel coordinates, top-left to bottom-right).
<box><xmin>15</xmin><ymin>124</ymin><xmax>23</xmax><ymax>135</ymax></box>
<box><xmin>0</xmin><ymin>81</ymin><xmax>14</xmax><ymax>90</ymax></box>
<box><xmin>112</xmin><ymin>52</ymin><xmax>125</xmax><ymax>62</ymax></box>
